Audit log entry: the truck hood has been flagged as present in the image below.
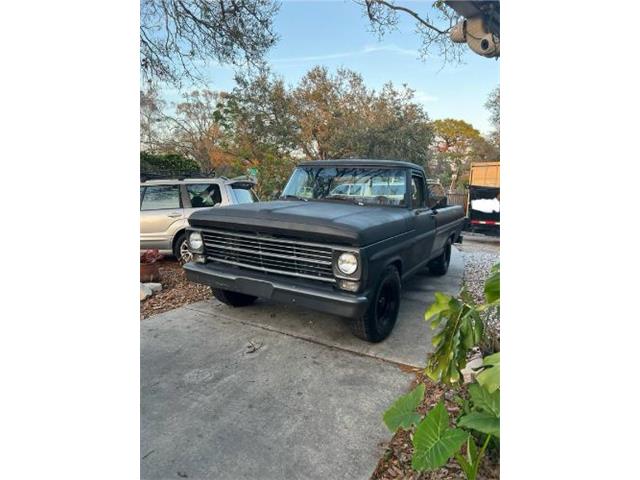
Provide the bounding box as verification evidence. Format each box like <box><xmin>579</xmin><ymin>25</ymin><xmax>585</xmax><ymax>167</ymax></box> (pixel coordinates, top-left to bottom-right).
<box><xmin>188</xmin><ymin>200</ymin><xmax>410</xmax><ymax>246</ymax></box>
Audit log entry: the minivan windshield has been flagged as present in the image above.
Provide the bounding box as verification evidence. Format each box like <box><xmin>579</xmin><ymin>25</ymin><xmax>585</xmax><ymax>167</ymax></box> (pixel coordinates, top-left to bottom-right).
<box><xmin>282</xmin><ymin>167</ymin><xmax>407</xmax><ymax>206</ymax></box>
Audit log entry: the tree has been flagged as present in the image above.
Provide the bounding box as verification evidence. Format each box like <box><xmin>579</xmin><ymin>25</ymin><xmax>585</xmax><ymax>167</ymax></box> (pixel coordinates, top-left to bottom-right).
<box><xmin>292</xmin><ymin>67</ymin><xmax>370</xmax><ymax>160</ymax></box>
<box><xmin>140</xmin><ymin>0</ymin><xmax>280</xmax><ymax>85</ymax></box>
<box><xmin>361</xmin><ymin>82</ymin><xmax>434</xmax><ymax>166</ymax></box>
<box><xmin>292</xmin><ymin>67</ymin><xmax>433</xmax><ymax>165</ymax></box>
<box><xmin>229</xmin><ymin>71</ymin><xmax>300</xmax><ymax>198</ymax></box>
<box><xmin>431</xmin><ymin>118</ymin><xmax>493</xmax><ymax>191</ymax></box>
<box><xmin>161</xmin><ymin>90</ymin><xmax>236</xmax><ymax>172</ymax></box>
<box><xmin>231</xmin><ymin>71</ymin><xmax>299</xmax><ymax>156</ymax></box>
<box><xmin>485</xmin><ymin>86</ymin><xmax>500</xmax><ymax>154</ymax></box>
<box><xmin>140</xmin><ymin>85</ymin><xmax>167</xmax><ymax>151</ymax></box>
<box><xmin>358</xmin><ymin>0</ymin><xmax>465</xmax><ymax>65</ymax></box>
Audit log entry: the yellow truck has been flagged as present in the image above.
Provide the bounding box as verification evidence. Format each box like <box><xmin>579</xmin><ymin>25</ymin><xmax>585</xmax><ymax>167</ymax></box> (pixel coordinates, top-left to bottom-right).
<box><xmin>467</xmin><ymin>162</ymin><xmax>500</xmax><ymax>234</ymax></box>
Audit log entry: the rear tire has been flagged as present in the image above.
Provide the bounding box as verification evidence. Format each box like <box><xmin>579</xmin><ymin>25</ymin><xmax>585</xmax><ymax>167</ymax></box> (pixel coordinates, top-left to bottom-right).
<box><xmin>211</xmin><ymin>288</ymin><xmax>257</xmax><ymax>307</ymax></box>
<box><xmin>351</xmin><ymin>265</ymin><xmax>401</xmax><ymax>343</ymax></box>
<box><xmin>429</xmin><ymin>239</ymin><xmax>452</xmax><ymax>276</ymax></box>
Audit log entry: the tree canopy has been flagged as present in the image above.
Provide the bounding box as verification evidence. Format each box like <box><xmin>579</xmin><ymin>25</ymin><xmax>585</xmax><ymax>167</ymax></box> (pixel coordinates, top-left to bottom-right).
<box><xmin>291</xmin><ymin>67</ymin><xmax>433</xmax><ymax>164</ymax></box>
<box><xmin>485</xmin><ymin>86</ymin><xmax>500</xmax><ymax>153</ymax></box>
<box><xmin>140</xmin><ymin>66</ymin><xmax>440</xmax><ymax>196</ymax></box>
<box><xmin>140</xmin><ymin>0</ymin><xmax>280</xmax><ymax>85</ymax></box>
<box><xmin>430</xmin><ymin>118</ymin><xmax>497</xmax><ymax>191</ymax></box>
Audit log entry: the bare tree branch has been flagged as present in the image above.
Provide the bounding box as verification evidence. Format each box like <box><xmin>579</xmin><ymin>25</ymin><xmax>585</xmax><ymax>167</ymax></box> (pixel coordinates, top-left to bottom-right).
<box><xmin>365</xmin><ymin>0</ymin><xmax>449</xmax><ymax>35</ymax></box>
<box><xmin>140</xmin><ymin>0</ymin><xmax>280</xmax><ymax>86</ymax></box>
<box><xmin>357</xmin><ymin>0</ymin><xmax>464</xmax><ymax>65</ymax></box>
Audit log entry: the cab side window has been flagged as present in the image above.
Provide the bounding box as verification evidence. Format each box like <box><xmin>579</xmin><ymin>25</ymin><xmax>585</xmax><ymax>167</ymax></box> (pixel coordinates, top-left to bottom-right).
<box><xmin>411</xmin><ymin>174</ymin><xmax>426</xmax><ymax>209</ymax></box>
<box><xmin>187</xmin><ymin>184</ymin><xmax>222</xmax><ymax>208</ymax></box>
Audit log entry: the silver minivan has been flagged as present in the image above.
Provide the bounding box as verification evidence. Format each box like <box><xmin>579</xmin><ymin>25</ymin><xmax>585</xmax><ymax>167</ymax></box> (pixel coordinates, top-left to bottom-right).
<box><xmin>140</xmin><ymin>176</ymin><xmax>258</xmax><ymax>262</ymax></box>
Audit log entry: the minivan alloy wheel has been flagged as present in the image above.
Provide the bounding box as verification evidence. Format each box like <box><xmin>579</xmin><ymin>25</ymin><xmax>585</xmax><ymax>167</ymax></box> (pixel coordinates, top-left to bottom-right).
<box><xmin>179</xmin><ymin>239</ymin><xmax>193</xmax><ymax>263</ymax></box>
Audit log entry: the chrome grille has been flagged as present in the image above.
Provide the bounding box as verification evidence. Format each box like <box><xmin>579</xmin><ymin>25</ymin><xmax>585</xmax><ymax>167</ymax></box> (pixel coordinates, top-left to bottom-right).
<box><xmin>202</xmin><ymin>229</ymin><xmax>335</xmax><ymax>282</ymax></box>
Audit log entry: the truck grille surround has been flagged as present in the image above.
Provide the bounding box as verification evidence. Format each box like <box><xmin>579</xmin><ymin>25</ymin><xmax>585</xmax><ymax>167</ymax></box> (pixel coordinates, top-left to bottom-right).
<box><xmin>201</xmin><ymin>229</ymin><xmax>336</xmax><ymax>283</ymax></box>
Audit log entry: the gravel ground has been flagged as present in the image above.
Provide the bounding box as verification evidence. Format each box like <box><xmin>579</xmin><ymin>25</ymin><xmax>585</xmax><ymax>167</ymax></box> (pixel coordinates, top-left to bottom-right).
<box><xmin>140</xmin><ymin>259</ymin><xmax>211</xmax><ymax>320</ymax></box>
<box><xmin>458</xmin><ymin>238</ymin><xmax>500</xmax><ymax>354</ymax></box>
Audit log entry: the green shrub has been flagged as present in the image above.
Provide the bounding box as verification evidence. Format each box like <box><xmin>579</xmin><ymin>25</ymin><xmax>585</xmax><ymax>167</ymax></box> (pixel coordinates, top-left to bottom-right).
<box><xmin>425</xmin><ymin>290</ymin><xmax>484</xmax><ymax>384</ymax></box>
<box><xmin>140</xmin><ymin>151</ymin><xmax>200</xmax><ymax>174</ymax></box>
<box><xmin>382</xmin><ymin>262</ymin><xmax>500</xmax><ymax>480</ymax></box>
<box><xmin>425</xmin><ymin>263</ymin><xmax>500</xmax><ymax>384</ymax></box>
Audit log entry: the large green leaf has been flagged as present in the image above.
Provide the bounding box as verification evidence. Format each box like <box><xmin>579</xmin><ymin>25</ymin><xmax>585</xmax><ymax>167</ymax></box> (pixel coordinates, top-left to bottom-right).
<box><xmin>425</xmin><ymin>292</ymin><xmax>456</xmax><ymax>322</ymax></box>
<box><xmin>458</xmin><ymin>411</ymin><xmax>500</xmax><ymax>437</ymax></box>
<box><xmin>468</xmin><ymin>383</ymin><xmax>500</xmax><ymax>417</ymax></box>
<box><xmin>411</xmin><ymin>402</ymin><xmax>468</xmax><ymax>471</ymax></box>
<box><xmin>383</xmin><ymin>383</ymin><xmax>425</xmax><ymax>432</ymax></box>
<box><xmin>425</xmin><ymin>293</ymin><xmax>484</xmax><ymax>385</ymax></box>
<box><xmin>484</xmin><ymin>263</ymin><xmax>500</xmax><ymax>304</ymax></box>
<box><xmin>475</xmin><ymin>352</ymin><xmax>500</xmax><ymax>393</ymax></box>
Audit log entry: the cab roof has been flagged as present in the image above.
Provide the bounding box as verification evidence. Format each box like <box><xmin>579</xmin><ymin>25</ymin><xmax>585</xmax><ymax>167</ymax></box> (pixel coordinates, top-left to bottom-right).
<box><xmin>298</xmin><ymin>159</ymin><xmax>425</xmax><ymax>172</ymax></box>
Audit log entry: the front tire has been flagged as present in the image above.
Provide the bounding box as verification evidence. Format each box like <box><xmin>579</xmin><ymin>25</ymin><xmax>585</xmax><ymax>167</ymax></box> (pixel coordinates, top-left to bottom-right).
<box><xmin>429</xmin><ymin>239</ymin><xmax>452</xmax><ymax>276</ymax></box>
<box><xmin>173</xmin><ymin>232</ymin><xmax>192</xmax><ymax>264</ymax></box>
<box><xmin>211</xmin><ymin>288</ymin><xmax>257</xmax><ymax>307</ymax></box>
<box><xmin>351</xmin><ymin>265</ymin><xmax>401</xmax><ymax>342</ymax></box>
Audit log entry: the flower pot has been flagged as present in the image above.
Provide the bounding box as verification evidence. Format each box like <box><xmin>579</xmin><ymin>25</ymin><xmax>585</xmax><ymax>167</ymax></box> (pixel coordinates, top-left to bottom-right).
<box><xmin>140</xmin><ymin>263</ymin><xmax>161</xmax><ymax>282</ymax></box>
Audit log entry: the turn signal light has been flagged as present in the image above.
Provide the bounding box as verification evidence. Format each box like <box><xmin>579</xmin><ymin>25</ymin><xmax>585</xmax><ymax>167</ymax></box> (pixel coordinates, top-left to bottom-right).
<box><xmin>338</xmin><ymin>280</ymin><xmax>360</xmax><ymax>292</ymax></box>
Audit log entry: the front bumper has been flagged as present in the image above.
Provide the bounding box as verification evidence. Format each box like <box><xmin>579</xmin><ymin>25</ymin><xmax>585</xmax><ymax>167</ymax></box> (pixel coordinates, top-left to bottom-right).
<box><xmin>183</xmin><ymin>261</ymin><xmax>369</xmax><ymax>319</ymax></box>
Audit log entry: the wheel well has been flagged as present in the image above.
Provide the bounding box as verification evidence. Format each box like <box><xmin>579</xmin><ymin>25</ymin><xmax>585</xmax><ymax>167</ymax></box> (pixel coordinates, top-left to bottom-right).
<box><xmin>390</xmin><ymin>259</ymin><xmax>402</xmax><ymax>277</ymax></box>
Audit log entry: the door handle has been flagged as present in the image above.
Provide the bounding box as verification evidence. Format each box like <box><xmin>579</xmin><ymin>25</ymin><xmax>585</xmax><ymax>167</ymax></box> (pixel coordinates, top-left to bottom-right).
<box><xmin>167</xmin><ymin>212</ymin><xmax>182</xmax><ymax>218</ymax></box>
<box><xmin>415</xmin><ymin>209</ymin><xmax>432</xmax><ymax>215</ymax></box>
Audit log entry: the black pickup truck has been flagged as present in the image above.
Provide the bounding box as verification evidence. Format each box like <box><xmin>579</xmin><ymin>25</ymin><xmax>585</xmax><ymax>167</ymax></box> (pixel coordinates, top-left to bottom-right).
<box><xmin>184</xmin><ymin>159</ymin><xmax>464</xmax><ymax>342</ymax></box>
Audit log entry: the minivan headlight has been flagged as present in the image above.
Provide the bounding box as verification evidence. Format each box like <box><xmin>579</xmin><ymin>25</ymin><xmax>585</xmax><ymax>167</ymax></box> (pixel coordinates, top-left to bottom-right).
<box><xmin>337</xmin><ymin>252</ymin><xmax>358</xmax><ymax>275</ymax></box>
<box><xmin>188</xmin><ymin>231</ymin><xmax>203</xmax><ymax>252</ymax></box>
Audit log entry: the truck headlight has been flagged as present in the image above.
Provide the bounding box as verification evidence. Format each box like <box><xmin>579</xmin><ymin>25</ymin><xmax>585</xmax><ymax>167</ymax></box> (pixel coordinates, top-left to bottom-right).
<box><xmin>188</xmin><ymin>231</ymin><xmax>203</xmax><ymax>252</ymax></box>
<box><xmin>337</xmin><ymin>252</ymin><xmax>358</xmax><ymax>275</ymax></box>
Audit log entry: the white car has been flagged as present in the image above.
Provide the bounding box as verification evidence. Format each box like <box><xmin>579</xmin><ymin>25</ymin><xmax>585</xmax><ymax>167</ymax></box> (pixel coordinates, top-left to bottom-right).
<box><xmin>328</xmin><ymin>182</ymin><xmax>405</xmax><ymax>201</ymax></box>
<box><xmin>140</xmin><ymin>175</ymin><xmax>258</xmax><ymax>262</ymax></box>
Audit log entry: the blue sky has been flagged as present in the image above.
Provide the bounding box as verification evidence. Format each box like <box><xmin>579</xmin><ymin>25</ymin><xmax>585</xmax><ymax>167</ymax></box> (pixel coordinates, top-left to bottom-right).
<box><xmin>165</xmin><ymin>0</ymin><xmax>499</xmax><ymax>135</ymax></box>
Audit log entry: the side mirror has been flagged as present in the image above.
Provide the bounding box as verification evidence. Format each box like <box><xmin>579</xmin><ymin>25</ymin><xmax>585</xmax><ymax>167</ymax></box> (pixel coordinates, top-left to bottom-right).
<box><xmin>433</xmin><ymin>197</ymin><xmax>448</xmax><ymax>209</ymax></box>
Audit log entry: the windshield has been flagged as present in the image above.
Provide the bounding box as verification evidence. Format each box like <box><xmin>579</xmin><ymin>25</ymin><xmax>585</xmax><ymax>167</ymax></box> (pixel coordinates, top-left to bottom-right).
<box><xmin>282</xmin><ymin>167</ymin><xmax>407</xmax><ymax>206</ymax></box>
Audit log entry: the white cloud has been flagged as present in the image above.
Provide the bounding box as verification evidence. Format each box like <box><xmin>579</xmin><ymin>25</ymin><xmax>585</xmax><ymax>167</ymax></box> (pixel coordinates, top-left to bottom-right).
<box><xmin>413</xmin><ymin>90</ymin><xmax>438</xmax><ymax>103</ymax></box>
<box><xmin>270</xmin><ymin>44</ymin><xmax>419</xmax><ymax>64</ymax></box>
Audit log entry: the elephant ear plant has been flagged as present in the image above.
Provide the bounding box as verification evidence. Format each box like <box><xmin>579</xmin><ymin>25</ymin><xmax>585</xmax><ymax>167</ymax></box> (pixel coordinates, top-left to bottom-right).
<box><xmin>382</xmin><ymin>263</ymin><xmax>500</xmax><ymax>480</ymax></box>
<box><xmin>426</xmin><ymin>262</ymin><xmax>500</xmax><ymax>384</ymax></box>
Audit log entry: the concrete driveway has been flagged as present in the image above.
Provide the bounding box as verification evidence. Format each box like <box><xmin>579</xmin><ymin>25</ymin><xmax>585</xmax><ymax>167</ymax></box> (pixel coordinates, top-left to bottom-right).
<box><xmin>141</xmin><ymin>248</ymin><xmax>463</xmax><ymax>480</ymax></box>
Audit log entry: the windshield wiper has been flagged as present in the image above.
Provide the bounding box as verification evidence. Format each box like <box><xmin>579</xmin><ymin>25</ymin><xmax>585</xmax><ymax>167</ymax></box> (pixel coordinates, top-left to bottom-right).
<box><xmin>320</xmin><ymin>195</ymin><xmax>366</xmax><ymax>206</ymax></box>
<box><xmin>281</xmin><ymin>194</ymin><xmax>308</xmax><ymax>202</ymax></box>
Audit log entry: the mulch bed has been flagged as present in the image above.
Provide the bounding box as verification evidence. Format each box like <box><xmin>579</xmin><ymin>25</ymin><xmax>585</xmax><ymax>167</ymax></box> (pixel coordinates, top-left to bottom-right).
<box><xmin>140</xmin><ymin>259</ymin><xmax>211</xmax><ymax>320</ymax></box>
<box><xmin>371</xmin><ymin>371</ymin><xmax>499</xmax><ymax>480</ymax></box>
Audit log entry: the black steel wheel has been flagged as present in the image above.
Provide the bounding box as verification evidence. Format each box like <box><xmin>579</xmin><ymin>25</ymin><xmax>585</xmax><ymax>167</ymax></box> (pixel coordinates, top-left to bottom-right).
<box><xmin>351</xmin><ymin>265</ymin><xmax>401</xmax><ymax>342</ymax></box>
<box><xmin>428</xmin><ymin>239</ymin><xmax>452</xmax><ymax>276</ymax></box>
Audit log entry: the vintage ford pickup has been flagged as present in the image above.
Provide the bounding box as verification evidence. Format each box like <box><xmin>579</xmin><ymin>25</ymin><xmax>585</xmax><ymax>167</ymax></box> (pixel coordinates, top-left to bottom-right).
<box><xmin>183</xmin><ymin>159</ymin><xmax>464</xmax><ymax>342</ymax></box>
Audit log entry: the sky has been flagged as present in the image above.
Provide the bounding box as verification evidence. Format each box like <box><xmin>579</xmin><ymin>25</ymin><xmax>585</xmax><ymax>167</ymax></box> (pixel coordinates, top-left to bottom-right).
<box><xmin>163</xmin><ymin>0</ymin><xmax>500</xmax><ymax>135</ymax></box>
